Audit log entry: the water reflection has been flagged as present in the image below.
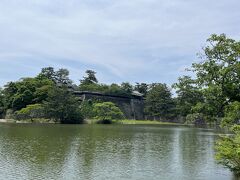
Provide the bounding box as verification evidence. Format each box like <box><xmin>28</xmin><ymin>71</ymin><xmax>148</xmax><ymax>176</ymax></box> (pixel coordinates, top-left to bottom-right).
<box><xmin>0</xmin><ymin>124</ymin><xmax>236</xmax><ymax>180</ymax></box>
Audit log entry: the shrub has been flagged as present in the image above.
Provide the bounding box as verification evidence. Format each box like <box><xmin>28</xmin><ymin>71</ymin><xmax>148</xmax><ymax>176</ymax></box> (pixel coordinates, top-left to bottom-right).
<box><xmin>15</xmin><ymin>104</ymin><xmax>44</xmax><ymax>120</ymax></box>
<box><xmin>80</xmin><ymin>100</ymin><xmax>94</xmax><ymax>119</ymax></box>
<box><xmin>93</xmin><ymin>102</ymin><xmax>124</xmax><ymax>123</ymax></box>
<box><xmin>185</xmin><ymin>113</ymin><xmax>206</xmax><ymax>125</ymax></box>
<box><xmin>215</xmin><ymin>125</ymin><xmax>240</xmax><ymax>175</ymax></box>
<box><xmin>221</xmin><ymin>101</ymin><xmax>240</xmax><ymax>128</ymax></box>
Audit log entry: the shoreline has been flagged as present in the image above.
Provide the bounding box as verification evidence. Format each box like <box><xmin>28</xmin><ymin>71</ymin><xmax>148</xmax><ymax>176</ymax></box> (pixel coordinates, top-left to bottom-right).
<box><xmin>114</xmin><ymin>119</ymin><xmax>183</xmax><ymax>125</ymax></box>
<box><xmin>0</xmin><ymin>118</ymin><xmax>183</xmax><ymax>125</ymax></box>
<box><xmin>0</xmin><ymin>119</ymin><xmax>212</xmax><ymax>128</ymax></box>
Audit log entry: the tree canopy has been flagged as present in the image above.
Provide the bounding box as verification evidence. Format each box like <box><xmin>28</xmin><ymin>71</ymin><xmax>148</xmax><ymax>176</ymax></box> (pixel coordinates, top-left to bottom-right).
<box><xmin>145</xmin><ymin>83</ymin><xmax>175</xmax><ymax>120</ymax></box>
<box><xmin>80</xmin><ymin>70</ymin><xmax>98</xmax><ymax>85</ymax></box>
<box><xmin>44</xmin><ymin>86</ymin><xmax>83</xmax><ymax>124</ymax></box>
<box><xmin>173</xmin><ymin>34</ymin><xmax>240</xmax><ymax>125</ymax></box>
<box><xmin>193</xmin><ymin>34</ymin><xmax>240</xmax><ymax>116</ymax></box>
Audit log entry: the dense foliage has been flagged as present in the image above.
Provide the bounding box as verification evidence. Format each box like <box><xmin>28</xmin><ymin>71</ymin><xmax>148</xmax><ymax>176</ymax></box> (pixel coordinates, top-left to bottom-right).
<box><xmin>145</xmin><ymin>83</ymin><xmax>175</xmax><ymax>120</ymax></box>
<box><xmin>44</xmin><ymin>86</ymin><xmax>83</xmax><ymax>124</ymax></box>
<box><xmin>79</xmin><ymin>71</ymin><xmax>135</xmax><ymax>97</ymax></box>
<box><xmin>93</xmin><ymin>102</ymin><xmax>124</xmax><ymax>123</ymax></box>
<box><xmin>0</xmin><ymin>67</ymin><xmax>83</xmax><ymax>123</ymax></box>
<box><xmin>215</xmin><ymin>125</ymin><xmax>240</xmax><ymax>175</ymax></box>
<box><xmin>173</xmin><ymin>76</ymin><xmax>203</xmax><ymax>117</ymax></box>
<box><xmin>221</xmin><ymin>102</ymin><xmax>240</xmax><ymax>128</ymax></box>
<box><xmin>15</xmin><ymin>104</ymin><xmax>45</xmax><ymax>121</ymax></box>
<box><xmin>173</xmin><ymin>34</ymin><xmax>240</xmax><ymax>126</ymax></box>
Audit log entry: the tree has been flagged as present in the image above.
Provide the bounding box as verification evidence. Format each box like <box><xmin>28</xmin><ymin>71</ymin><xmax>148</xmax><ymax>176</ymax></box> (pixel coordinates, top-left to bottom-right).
<box><xmin>80</xmin><ymin>100</ymin><xmax>94</xmax><ymax>119</ymax></box>
<box><xmin>221</xmin><ymin>101</ymin><xmax>240</xmax><ymax>127</ymax></box>
<box><xmin>93</xmin><ymin>102</ymin><xmax>124</xmax><ymax>123</ymax></box>
<box><xmin>80</xmin><ymin>70</ymin><xmax>98</xmax><ymax>85</ymax></box>
<box><xmin>3</xmin><ymin>78</ymin><xmax>53</xmax><ymax>111</ymax></box>
<box><xmin>173</xmin><ymin>76</ymin><xmax>203</xmax><ymax>117</ymax></box>
<box><xmin>173</xmin><ymin>34</ymin><xmax>240</xmax><ymax>124</ymax></box>
<box><xmin>44</xmin><ymin>86</ymin><xmax>83</xmax><ymax>124</ymax></box>
<box><xmin>5</xmin><ymin>78</ymin><xmax>36</xmax><ymax>111</ymax></box>
<box><xmin>33</xmin><ymin>83</ymin><xmax>54</xmax><ymax>103</ymax></box>
<box><xmin>55</xmin><ymin>68</ymin><xmax>72</xmax><ymax>85</ymax></box>
<box><xmin>134</xmin><ymin>83</ymin><xmax>149</xmax><ymax>97</ymax></box>
<box><xmin>3</xmin><ymin>82</ymin><xmax>18</xmax><ymax>109</ymax></box>
<box><xmin>120</xmin><ymin>82</ymin><xmax>133</xmax><ymax>94</ymax></box>
<box><xmin>215</xmin><ymin>125</ymin><xmax>240</xmax><ymax>175</ymax></box>
<box><xmin>37</xmin><ymin>67</ymin><xmax>56</xmax><ymax>81</ymax></box>
<box><xmin>37</xmin><ymin>67</ymin><xmax>72</xmax><ymax>86</ymax></box>
<box><xmin>145</xmin><ymin>83</ymin><xmax>175</xmax><ymax>120</ymax></box>
<box><xmin>192</xmin><ymin>34</ymin><xmax>240</xmax><ymax>116</ymax></box>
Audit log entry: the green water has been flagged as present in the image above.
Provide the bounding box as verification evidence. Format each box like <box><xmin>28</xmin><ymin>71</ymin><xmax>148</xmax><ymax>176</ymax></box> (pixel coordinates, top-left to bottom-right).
<box><xmin>0</xmin><ymin>124</ymin><xmax>236</xmax><ymax>180</ymax></box>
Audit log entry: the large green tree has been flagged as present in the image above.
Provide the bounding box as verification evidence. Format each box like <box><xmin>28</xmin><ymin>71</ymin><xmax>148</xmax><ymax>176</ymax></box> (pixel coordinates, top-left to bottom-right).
<box><xmin>55</xmin><ymin>68</ymin><xmax>72</xmax><ymax>85</ymax></box>
<box><xmin>80</xmin><ymin>70</ymin><xmax>98</xmax><ymax>85</ymax></box>
<box><xmin>37</xmin><ymin>67</ymin><xmax>56</xmax><ymax>81</ymax></box>
<box><xmin>145</xmin><ymin>83</ymin><xmax>175</xmax><ymax>120</ymax></box>
<box><xmin>3</xmin><ymin>78</ymin><xmax>53</xmax><ymax>111</ymax></box>
<box><xmin>44</xmin><ymin>86</ymin><xmax>83</xmax><ymax>124</ymax></box>
<box><xmin>173</xmin><ymin>76</ymin><xmax>203</xmax><ymax>117</ymax></box>
<box><xmin>37</xmin><ymin>67</ymin><xmax>72</xmax><ymax>85</ymax></box>
<box><xmin>192</xmin><ymin>34</ymin><xmax>240</xmax><ymax>117</ymax></box>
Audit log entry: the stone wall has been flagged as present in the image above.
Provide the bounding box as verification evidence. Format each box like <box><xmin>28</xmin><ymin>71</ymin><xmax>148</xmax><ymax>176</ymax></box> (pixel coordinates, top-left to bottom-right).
<box><xmin>74</xmin><ymin>91</ymin><xmax>145</xmax><ymax>120</ymax></box>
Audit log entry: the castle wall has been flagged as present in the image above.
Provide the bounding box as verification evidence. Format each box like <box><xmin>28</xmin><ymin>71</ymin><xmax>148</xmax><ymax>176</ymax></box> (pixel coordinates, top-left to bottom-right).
<box><xmin>75</xmin><ymin>92</ymin><xmax>144</xmax><ymax>120</ymax></box>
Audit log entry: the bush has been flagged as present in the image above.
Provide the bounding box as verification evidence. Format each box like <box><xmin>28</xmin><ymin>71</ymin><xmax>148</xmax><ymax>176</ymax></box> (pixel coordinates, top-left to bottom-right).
<box><xmin>80</xmin><ymin>100</ymin><xmax>94</xmax><ymax>119</ymax></box>
<box><xmin>215</xmin><ymin>125</ymin><xmax>240</xmax><ymax>175</ymax></box>
<box><xmin>15</xmin><ymin>104</ymin><xmax>44</xmax><ymax>120</ymax></box>
<box><xmin>185</xmin><ymin>113</ymin><xmax>206</xmax><ymax>125</ymax></box>
<box><xmin>93</xmin><ymin>102</ymin><xmax>124</xmax><ymax>123</ymax></box>
<box><xmin>221</xmin><ymin>101</ymin><xmax>240</xmax><ymax>128</ymax></box>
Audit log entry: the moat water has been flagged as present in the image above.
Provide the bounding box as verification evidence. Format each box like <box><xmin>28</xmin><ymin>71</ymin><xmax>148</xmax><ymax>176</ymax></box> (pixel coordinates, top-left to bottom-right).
<box><xmin>0</xmin><ymin>124</ymin><xmax>236</xmax><ymax>180</ymax></box>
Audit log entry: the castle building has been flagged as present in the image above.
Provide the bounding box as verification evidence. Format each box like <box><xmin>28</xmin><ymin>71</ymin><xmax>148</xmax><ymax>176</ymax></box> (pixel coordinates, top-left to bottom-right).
<box><xmin>74</xmin><ymin>91</ymin><xmax>145</xmax><ymax>120</ymax></box>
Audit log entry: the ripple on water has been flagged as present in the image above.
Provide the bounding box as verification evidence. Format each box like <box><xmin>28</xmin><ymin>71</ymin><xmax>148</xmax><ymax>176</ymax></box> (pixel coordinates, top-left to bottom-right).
<box><xmin>0</xmin><ymin>124</ymin><xmax>236</xmax><ymax>180</ymax></box>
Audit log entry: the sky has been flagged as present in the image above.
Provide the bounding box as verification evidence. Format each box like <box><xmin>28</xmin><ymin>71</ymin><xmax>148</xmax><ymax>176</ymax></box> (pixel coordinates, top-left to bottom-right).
<box><xmin>0</xmin><ymin>0</ymin><xmax>239</xmax><ymax>87</ymax></box>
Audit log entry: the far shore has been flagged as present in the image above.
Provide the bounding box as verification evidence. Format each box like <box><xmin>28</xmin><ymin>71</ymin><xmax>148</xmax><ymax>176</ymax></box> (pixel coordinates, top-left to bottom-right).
<box><xmin>0</xmin><ymin>118</ymin><xmax>184</xmax><ymax>125</ymax></box>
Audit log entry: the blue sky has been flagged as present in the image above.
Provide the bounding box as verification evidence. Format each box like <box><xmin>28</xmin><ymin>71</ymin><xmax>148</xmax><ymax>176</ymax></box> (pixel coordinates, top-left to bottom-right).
<box><xmin>0</xmin><ymin>0</ymin><xmax>239</xmax><ymax>87</ymax></box>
